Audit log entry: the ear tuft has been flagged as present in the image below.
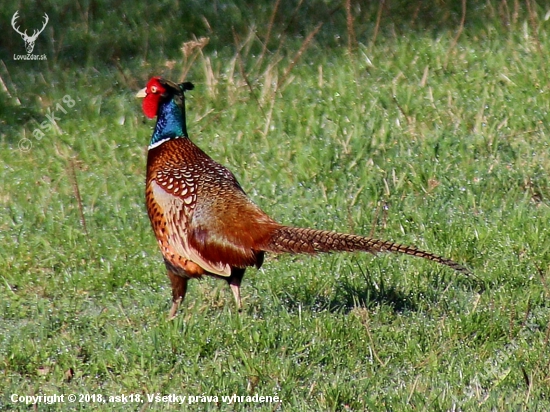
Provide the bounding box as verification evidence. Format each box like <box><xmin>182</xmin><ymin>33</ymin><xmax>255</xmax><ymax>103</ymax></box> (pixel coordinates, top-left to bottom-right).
<box><xmin>180</xmin><ymin>82</ymin><xmax>195</xmax><ymax>92</ymax></box>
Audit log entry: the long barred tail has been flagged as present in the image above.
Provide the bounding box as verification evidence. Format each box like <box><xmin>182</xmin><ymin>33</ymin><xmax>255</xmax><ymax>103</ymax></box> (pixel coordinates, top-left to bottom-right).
<box><xmin>263</xmin><ymin>226</ymin><xmax>469</xmax><ymax>274</ymax></box>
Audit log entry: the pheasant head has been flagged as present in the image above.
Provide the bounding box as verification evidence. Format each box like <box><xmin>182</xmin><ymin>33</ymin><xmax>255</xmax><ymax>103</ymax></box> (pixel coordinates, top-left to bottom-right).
<box><xmin>136</xmin><ymin>77</ymin><xmax>194</xmax><ymax>148</ymax></box>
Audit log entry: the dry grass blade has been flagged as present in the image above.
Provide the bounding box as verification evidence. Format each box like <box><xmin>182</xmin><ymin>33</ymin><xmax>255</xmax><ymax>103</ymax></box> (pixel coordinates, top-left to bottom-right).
<box><xmin>280</xmin><ymin>0</ymin><xmax>306</xmax><ymax>38</ymax></box>
<box><xmin>68</xmin><ymin>158</ymin><xmax>89</xmax><ymax>238</ymax></box>
<box><xmin>371</xmin><ymin>0</ymin><xmax>385</xmax><ymax>47</ymax></box>
<box><xmin>525</xmin><ymin>0</ymin><xmax>548</xmax><ymax>84</ymax></box>
<box><xmin>0</xmin><ymin>61</ymin><xmax>20</xmax><ymax>104</ymax></box>
<box><xmin>261</xmin><ymin>93</ymin><xmax>276</xmax><ymax>138</ymax></box>
<box><xmin>232</xmin><ymin>29</ymin><xmax>267</xmax><ymax>118</ymax></box>
<box><xmin>180</xmin><ymin>37</ymin><xmax>210</xmax><ymax>82</ymax></box>
<box><xmin>444</xmin><ymin>0</ymin><xmax>466</xmax><ymax>70</ymax></box>
<box><xmin>201</xmin><ymin>52</ymin><xmax>217</xmax><ymax>98</ymax></box>
<box><xmin>345</xmin><ymin>0</ymin><xmax>357</xmax><ymax>53</ymax></box>
<box><xmin>0</xmin><ymin>74</ymin><xmax>12</xmax><ymax>98</ymax></box>
<box><xmin>257</xmin><ymin>0</ymin><xmax>281</xmax><ymax>68</ymax></box>
<box><xmin>277</xmin><ymin>22</ymin><xmax>323</xmax><ymax>91</ymax></box>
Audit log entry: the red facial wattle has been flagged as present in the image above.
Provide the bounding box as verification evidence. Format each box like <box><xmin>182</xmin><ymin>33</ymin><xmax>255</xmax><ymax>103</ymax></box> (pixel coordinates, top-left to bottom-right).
<box><xmin>143</xmin><ymin>95</ymin><xmax>160</xmax><ymax>118</ymax></box>
<box><xmin>142</xmin><ymin>77</ymin><xmax>166</xmax><ymax>119</ymax></box>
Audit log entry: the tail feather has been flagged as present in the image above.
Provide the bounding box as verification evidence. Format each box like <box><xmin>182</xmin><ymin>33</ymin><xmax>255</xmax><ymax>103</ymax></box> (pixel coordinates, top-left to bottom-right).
<box><xmin>263</xmin><ymin>226</ymin><xmax>469</xmax><ymax>274</ymax></box>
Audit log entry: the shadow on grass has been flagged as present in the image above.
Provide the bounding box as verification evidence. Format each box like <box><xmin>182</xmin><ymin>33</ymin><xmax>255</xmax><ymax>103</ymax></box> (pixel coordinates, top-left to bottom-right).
<box><xmin>276</xmin><ymin>274</ymin><xmax>418</xmax><ymax>315</ymax></box>
<box><xmin>276</xmin><ymin>265</ymin><xmax>484</xmax><ymax>315</ymax></box>
<box><xmin>331</xmin><ymin>278</ymin><xmax>418</xmax><ymax>314</ymax></box>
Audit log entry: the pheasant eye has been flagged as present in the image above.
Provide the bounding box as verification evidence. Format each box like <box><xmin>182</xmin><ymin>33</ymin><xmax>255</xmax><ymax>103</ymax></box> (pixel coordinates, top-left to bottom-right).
<box><xmin>150</xmin><ymin>85</ymin><xmax>158</xmax><ymax>93</ymax></box>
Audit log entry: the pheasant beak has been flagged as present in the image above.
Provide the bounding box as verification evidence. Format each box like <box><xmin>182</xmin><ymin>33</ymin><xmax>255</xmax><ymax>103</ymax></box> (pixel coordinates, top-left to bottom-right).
<box><xmin>136</xmin><ymin>88</ymin><xmax>147</xmax><ymax>98</ymax></box>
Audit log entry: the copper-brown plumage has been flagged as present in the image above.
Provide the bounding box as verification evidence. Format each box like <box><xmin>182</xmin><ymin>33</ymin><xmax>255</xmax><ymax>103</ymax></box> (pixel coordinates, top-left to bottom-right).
<box><xmin>138</xmin><ymin>77</ymin><xmax>469</xmax><ymax>318</ymax></box>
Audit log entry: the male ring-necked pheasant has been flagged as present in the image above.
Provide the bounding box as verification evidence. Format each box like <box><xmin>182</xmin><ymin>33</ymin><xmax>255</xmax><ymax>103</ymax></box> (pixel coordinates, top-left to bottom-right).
<box><xmin>137</xmin><ymin>77</ymin><xmax>468</xmax><ymax>318</ymax></box>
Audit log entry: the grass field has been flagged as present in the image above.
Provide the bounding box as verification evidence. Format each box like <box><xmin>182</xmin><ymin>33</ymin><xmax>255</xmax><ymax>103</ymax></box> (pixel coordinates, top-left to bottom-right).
<box><xmin>1</xmin><ymin>1</ymin><xmax>550</xmax><ymax>410</ymax></box>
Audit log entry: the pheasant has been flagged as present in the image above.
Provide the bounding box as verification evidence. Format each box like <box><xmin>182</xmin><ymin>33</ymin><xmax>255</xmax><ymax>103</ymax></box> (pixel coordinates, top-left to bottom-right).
<box><xmin>137</xmin><ymin>77</ymin><xmax>469</xmax><ymax>318</ymax></box>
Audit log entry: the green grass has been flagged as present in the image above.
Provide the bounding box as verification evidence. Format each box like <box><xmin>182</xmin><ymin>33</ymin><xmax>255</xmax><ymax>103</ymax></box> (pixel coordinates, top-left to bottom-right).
<box><xmin>2</xmin><ymin>1</ymin><xmax>550</xmax><ymax>411</ymax></box>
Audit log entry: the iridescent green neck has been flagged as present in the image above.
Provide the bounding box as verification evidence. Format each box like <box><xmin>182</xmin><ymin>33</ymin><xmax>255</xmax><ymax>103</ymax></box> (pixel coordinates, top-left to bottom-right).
<box><xmin>149</xmin><ymin>98</ymin><xmax>188</xmax><ymax>149</ymax></box>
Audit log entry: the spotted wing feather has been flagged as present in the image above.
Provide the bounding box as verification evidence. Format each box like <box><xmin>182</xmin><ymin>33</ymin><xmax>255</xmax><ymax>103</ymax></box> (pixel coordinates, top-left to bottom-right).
<box><xmin>147</xmin><ymin>139</ymin><xmax>281</xmax><ymax>275</ymax></box>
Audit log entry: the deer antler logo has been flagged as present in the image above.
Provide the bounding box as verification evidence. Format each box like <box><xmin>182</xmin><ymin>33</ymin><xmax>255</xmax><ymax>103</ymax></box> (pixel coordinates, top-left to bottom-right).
<box><xmin>11</xmin><ymin>11</ymin><xmax>49</xmax><ymax>54</ymax></box>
